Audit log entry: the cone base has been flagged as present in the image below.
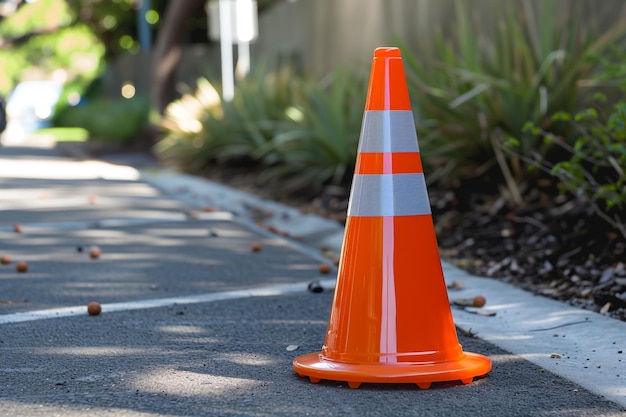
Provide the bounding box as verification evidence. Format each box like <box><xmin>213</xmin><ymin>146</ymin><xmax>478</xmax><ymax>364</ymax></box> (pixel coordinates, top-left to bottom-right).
<box><xmin>293</xmin><ymin>352</ymin><xmax>491</xmax><ymax>389</ymax></box>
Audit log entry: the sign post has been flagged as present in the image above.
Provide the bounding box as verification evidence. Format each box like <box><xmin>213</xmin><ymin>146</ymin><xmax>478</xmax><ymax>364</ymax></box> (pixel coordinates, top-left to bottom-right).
<box><xmin>208</xmin><ymin>0</ymin><xmax>258</xmax><ymax>102</ymax></box>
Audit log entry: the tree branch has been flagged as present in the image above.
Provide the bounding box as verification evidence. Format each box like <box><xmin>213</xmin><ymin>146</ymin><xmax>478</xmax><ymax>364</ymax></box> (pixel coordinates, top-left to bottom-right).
<box><xmin>0</xmin><ymin>25</ymin><xmax>66</xmax><ymax>49</ymax></box>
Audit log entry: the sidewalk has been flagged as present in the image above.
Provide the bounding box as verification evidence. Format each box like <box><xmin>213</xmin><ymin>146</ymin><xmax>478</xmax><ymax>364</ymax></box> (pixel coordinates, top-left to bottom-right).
<box><xmin>1</xmin><ymin>137</ymin><xmax>625</xmax><ymax>417</ymax></box>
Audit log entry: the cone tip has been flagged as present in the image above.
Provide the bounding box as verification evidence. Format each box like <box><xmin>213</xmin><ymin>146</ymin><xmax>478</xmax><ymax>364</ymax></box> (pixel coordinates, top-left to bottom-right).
<box><xmin>374</xmin><ymin>47</ymin><xmax>402</xmax><ymax>58</ymax></box>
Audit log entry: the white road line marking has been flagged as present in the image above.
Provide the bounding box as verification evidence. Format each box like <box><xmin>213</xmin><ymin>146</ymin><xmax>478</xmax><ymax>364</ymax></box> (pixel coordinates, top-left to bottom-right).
<box><xmin>0</xmin><ymin>279</ymin><xmax>337</xmax><ymax>325</ymax></box>
<box><xmin>0</xmin><ymin>217</ymin><xmax>189</xmax><ymax>233</ymax></box>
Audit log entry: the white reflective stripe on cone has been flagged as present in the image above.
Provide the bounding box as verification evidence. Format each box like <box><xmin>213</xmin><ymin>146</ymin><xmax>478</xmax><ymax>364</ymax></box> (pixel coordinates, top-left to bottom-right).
<box><xmin>347</xmin><ymin>173</ymin><xmax>432</xmax><ymax>217</ymax></box>
<box><xmin>358</xmin><ymin>111</ymin><xmax>419</xmax><ymax>153</ymax></box>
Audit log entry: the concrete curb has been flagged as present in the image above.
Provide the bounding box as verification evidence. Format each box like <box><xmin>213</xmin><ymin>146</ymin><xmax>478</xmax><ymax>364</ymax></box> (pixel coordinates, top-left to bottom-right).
<box><xmin>139</xmin><ymin>168</ymin><xmax>346</xmax><ymax>251</ymax></box>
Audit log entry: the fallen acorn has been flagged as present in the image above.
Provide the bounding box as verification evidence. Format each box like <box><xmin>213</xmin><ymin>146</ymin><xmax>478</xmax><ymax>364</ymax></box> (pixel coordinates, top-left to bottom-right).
<box><xmin>1</xmin><ymin>255</ymin><xmax>10</xmax><ymax>265</ymax></box>
<box><xmin>89</xmin><ymin>246</ymin><xmax>101</xmax><ymax>259</ymax></box>
<box><xmin>87</xmin><ymin>301</ymin><xmax>102</xmax><ymax>316</ymax></box>
<box><xmin>16</xmin><ymin>261</ymin><xmax>28</xmax><ymax>273</ymax></box>
<box><xmin>319</xmin><ymin>263</ymin><xmax>331</xmax><ymax>274</ymax></box>
<box><xmin>451</xmin><ymin>295</ymin><xmax>487</xmax><ymax>308</ymax></box>
<box><xmin>251</xmin><ymin>242</ymin><xmax>262</xmax><ymax>252</ymax></box>
<box><xmin>472</xmin><ymin>295</ymin><xmax>487</xmax><ymax>308</ymax></box>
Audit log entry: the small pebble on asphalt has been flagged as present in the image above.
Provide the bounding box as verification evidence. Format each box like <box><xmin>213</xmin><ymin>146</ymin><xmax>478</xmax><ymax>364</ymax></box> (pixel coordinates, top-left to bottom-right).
<box><xmin>308</xmin><ymin>281</ymin><xmax>323</xmax><ymax>293</ymax></box>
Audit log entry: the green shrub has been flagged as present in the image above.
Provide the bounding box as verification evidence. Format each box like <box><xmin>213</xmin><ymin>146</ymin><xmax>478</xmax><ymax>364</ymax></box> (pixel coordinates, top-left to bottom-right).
<box><xmin>156</xmin><ymin>66</ymin><xmax>368</xmax><ymax>190</ymax></box>
<box><xmin>213</xmin><ymin>66</ymin><xmax>308</xmax><ymax>165</ymax></box>
<box><xmin>156</xmin><ymin>67</ymin><xmax>305</xmax><ymax>172</ymax></box>
<box><xmin>400</xmin><ymin>0</ymin><xmax>626</xmax><ymax>201</ymax></box>
<box><xmin>262</xmin><ymin>69</ymin><xmax>367</xmax><ymax>189</ymax></box>
<box><xmin>154</xmin><ymin>78</ymin><xmax>222</xmax><ymax>170</ymax></box>
<box><xmin>504</xmin><ymin>44</ymin><xmax>626</xmax><ymax>238</ymax></box>
<box><xmin>54</xmin><ymin>96</ymin><xmax>149</xmax><ymax>144</ymax></box>
<box><xmin>518</xmin><ymin>98</ymin><xmax>626</xmax><ymax>238</ymax></box>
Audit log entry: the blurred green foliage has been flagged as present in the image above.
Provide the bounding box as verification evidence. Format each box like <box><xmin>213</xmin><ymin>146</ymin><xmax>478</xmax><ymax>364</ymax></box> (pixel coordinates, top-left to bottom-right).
<box><xmin>156</xmin><ymin>65</ymin><xmax>367</xmax><ymax>190</ymax></box>
<box><xmin>261</xmin><ymin>69</ymin><xmax>367</xmax><ymax>189</ymax></box>
<box><xmin>0</xmin><ymin>0</ymin><xmax>137</xmax><ymax>96</ymax></box>
<box><xmin>517</xmin><ymin>72</ymin><xmax>626</xmax><ymax>238</ymax></box>
<box><xmin>64</xmin><ymin>0</ymin><xmax>142</xmax><ymax>57</ymax></box>
<box><xmin>0</xmin><ymin>0</ymin><xmax>287</xmax><ymax>144</ymax></box>
<box><xmin>54</xmin><ymin>96</ymin><xmax>150</xmax><ymax>144</ymax></box>
<box><xmin>400</xmin><ymin>0</ymin><xmax>626</xmax><ymax>202</ymax></box>
<box><xmin>157</xmin><ymin>0</ymin><xmax>626</xmax><ymax>201</ymax></box>
<box><xmin>0</xmin><ymin>0</ymin><xmax>159</xmax><ymax>143</ymax></box>
<box><xmin>156</xmin><ymin>67</ymin><xmax>302</xmax><ymax>172</ymax></box>
<box><xmin>399</xmin><ymin>0</ymin><xmax>626</xmax><ymax>238</ymax></box>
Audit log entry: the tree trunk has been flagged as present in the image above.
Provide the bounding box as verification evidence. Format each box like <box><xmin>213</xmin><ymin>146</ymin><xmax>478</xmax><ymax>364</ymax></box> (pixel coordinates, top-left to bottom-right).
<box><xmin>151</xmin><ymin>0</ymin><xmax>205</xmax><ymax>115</ymax></box>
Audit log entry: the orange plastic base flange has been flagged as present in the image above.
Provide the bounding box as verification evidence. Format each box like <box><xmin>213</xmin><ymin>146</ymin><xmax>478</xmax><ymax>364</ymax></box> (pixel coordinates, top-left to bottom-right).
<box><xmin>293</xmin><ymin>352</ymin><xmax>492</xmax><ymax>389</ymax></box>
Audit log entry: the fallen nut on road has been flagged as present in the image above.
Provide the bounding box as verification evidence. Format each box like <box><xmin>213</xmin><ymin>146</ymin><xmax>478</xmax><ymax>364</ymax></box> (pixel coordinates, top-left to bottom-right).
<box><xmin>89</xmin><ymin>246</ymin><xmax>101</xmax><ymax>259</ymax></box>
<box><xmin>451</xmin><ymin>295</ymin><xmax>487</xmax><ymax>308</ymax></box>
<box><xmin>16</xmin><ymin>261</ymin><xmax>28</xmax><ymax>273</ymax></box>
<box><xmin>87</xmin><ymin>301</ymin><xmax>102</xmax><ymax>316</ymax></box>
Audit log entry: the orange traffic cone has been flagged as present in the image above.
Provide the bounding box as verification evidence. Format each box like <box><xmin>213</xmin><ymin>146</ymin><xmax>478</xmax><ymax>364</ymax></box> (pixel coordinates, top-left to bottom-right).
<box><xmin>293</xmin><ymin>47</ymin><xmax>491</xmax><ymax>389</ymax></box>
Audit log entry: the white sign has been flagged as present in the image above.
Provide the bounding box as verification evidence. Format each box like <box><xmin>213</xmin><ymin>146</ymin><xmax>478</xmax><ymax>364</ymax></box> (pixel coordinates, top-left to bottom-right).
<box><xmin>208</xmin><ymin>0</ymin><xmax>258</xmax><ymax>43</ymax></box>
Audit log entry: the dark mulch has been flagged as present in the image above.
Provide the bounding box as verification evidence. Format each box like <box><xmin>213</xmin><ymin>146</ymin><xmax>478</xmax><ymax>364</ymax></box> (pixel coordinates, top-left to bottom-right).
<box><xmin>430</xmin><ymin>185</ymin><xmax>626</xmax><ymax>323</ymax></box>
<box><xmin>200</xmin><ymin>164</ymin><xmax>626</xmax><ymax>323</ymax></box>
